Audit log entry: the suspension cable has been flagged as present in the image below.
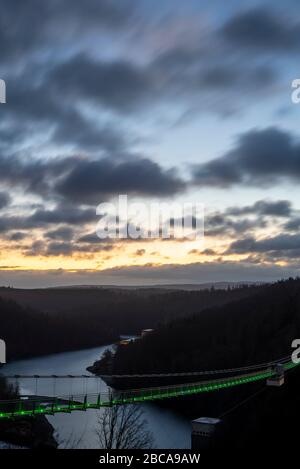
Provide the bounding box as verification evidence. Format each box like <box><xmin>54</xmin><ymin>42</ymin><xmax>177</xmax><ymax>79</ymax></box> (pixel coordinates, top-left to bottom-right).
<box><xmin>0</xmin><ymin>354</ymin><xmax>291</xmax><ymax>380</ymax></box>
<box><xmin>219</xmin><ymin>385</ymin><xmax>266</xmax><ymax>419</ymax></box>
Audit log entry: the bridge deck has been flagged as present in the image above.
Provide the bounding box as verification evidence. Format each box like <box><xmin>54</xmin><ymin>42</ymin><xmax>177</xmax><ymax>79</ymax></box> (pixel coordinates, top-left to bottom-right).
<box><xmin>0</xmin><ymin>360</ymin><xmax>297</xmax><ymax>420</ymax></box>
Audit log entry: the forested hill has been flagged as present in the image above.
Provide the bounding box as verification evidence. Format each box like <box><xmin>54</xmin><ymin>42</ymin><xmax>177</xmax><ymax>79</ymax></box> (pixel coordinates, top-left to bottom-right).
<box><xmin>103</xmin><ymin>278</ymin><xmax>300</xmax><ymax>375</ymax></box>
<box><xmin>0</xmin><ymin>284</ymin><xmax>263</xmax><ymax>360</ymax></box>
<box><xmin>0</xmin><ymin>296</ymin><xmax>116</xmax><ymax>360</ymax></box>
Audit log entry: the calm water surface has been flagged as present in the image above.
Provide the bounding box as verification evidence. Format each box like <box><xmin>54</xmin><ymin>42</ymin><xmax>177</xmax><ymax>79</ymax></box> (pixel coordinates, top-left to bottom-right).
<box><xmin>3</xmin><ymin>346</ymin><xmax>191</xmax><ymax>449</ymax></box>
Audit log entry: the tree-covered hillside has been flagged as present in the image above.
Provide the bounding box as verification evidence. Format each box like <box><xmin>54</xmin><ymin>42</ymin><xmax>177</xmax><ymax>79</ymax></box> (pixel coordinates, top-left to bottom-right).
<box><xmin>98</xmin><ymin>278</ymin><xmax>300</xmax><ymax>376</ymax></box>
<box><xmin>0</xmin><ymin>284</ymin><xmax>262</xmax><ymax>360</ymax></box>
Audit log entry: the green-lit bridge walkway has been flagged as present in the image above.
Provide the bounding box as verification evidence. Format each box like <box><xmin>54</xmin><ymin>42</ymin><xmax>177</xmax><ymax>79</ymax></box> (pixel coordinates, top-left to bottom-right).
<box><xmin>0</xmin><ymin>358</ymin><xmax>298</xmax><ymax>420</ymax></box>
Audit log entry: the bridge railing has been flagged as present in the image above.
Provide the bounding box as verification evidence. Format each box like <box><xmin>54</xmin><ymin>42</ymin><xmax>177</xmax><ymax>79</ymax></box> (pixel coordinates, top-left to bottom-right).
<box><xmin>2</xmin><ymin>360</ymin><xmax>298</xmax><ymax>420</ymax></box>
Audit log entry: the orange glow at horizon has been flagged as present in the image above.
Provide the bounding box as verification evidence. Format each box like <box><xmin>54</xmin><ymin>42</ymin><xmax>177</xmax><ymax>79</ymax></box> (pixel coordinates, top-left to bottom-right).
<box><xmin>0</xmin><ymin>233</ymin><xmax>280</xmax><ymax>272</ymax></box>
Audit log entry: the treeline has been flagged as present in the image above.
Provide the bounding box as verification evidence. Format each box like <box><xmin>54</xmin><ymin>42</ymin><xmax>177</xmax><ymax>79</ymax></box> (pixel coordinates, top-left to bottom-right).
<box><xmin>0</xmin><ymin>376</ymin><xmax>18</xmax><ymax>400</ymax></box>
<box><xmin>0</xmin><ymin>296</ymin><xmax>116</xmax><ymax>360</ymax></box>
<box><xmin>103</xmin><ymin>278</ymin><xmax>300</xmax><ymax>376</ymax></box>
<box><xmin>90</xmin><ymin>278</ymin><xmax>300</xmax><ymax>449</ymax></box>
<box><xmin>0</xmin><ymin>284</ymin><xmax>262</xmax><ymax>360</ymax></box>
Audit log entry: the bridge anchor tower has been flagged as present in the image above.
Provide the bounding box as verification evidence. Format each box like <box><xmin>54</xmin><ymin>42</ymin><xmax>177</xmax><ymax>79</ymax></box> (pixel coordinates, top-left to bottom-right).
<box><xmin>191</xmin><ymin>417</ymin><xmax>222</xmax><ymax>450</ymax></box>
<box><xmin>267</xmin><ymin>363</ymin><xmax>285</xmax><ymax>387</ymax></box>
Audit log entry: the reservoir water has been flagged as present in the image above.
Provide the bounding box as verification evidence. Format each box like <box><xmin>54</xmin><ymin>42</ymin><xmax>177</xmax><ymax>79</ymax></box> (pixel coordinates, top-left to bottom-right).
<box><xmin>2</xmin><ymin>345</ymin><xmax>191</xmax><ymax>449</ymax></box>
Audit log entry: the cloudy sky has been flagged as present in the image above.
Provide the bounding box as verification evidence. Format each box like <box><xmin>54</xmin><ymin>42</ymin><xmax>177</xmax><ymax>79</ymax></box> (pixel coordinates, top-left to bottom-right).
<box><xmin>1</xmin><ymin>0</ymin><xmax>300</xmax><ymax>287</ymax></box>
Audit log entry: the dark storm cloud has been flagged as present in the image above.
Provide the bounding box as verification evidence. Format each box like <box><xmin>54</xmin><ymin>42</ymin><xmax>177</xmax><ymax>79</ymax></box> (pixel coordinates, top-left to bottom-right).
<box><xmin>0</xmin><ymin>150</ymin><xmax>185</xmax><ymax>203</ymax></box>
<box><xmin>24</xmin><ymin>240</ymin><xmax>114</xmax><ymax>257</ymax></box>
<box><xmin>205</xmin><ymin>213</ymin><xmax>267</xmax><ymax>237</ymax></box>
<box><xmin>0</xmin><ymin>0</ymin><xmax>131</xmax><ymax>63</ymax></box>
<box><xmin>188</xmin><ymin>248</ymin><xmax>216</xmax><ymax>256</ymax></box>
<box><xmin>44</xmin><ymin>227</ymin><xmax>75</xmax><ymax>241</ymax></box>
<box><xmin>0</xmin><ymin>5</ymin><xmax>285</xmax><ymax>160</ymax></box>
<box><xmin>148</xmin><ymin>10</ymin><xmax>279</xmax><ymax>111</ymax></box>
<box><xmin>47</xmin><ymin>52</ymin><xmax>276</xmax><ymax>117</ymax></box>
<box><xmin>9</xmin><ymin>232</ymin><xmax>28</xmax><ymax>241</ymax></box>
<box><xmin>78</xmin><ymin>233</ymin><xmax>105</xmax><ymax>244</ymax></box>
<box><xmin>227</xmin><ymin>200</ymin><xmax>292</xmax><ymax>217</ymax></box>
<box><xmin>45</xmin><ymin>242</ymin><xmax>73</xmax><ymax>257</ymax></box>
<box><xmin>284</xmin><ymin>218</ymin><xmax>300</xmax><ymax>231</ymax></box>
<box><xmin>264</xmin><ymin>249</ymin><xmax>300</xmax><ymax>261</ymax></box>
<box><xmin>55</xmin><ymin>157</ymin><xmax>185</xmax><ymax>203</ymax></box>
<box><xmin>222</xmin><ymin>8</ymin><xmax>300</xmax><ymax>51</ymax></box>
<box><xmin>201</xmin><ymin>200</ymin><xmax>294</xmax><ymax>239</ymax></box>
<box><xmin>198</xmin><ymin>64</ymin><xmax>276</xmax><ymax>90</ymax></box>
<box><xmin>202</xmin><ymin>248</ymin><xmax>217</xmax><ymax>256</ymax></box>
<box><xmin>2</xmin><ymin>77</ymin><xmax>128</xmax><ymax>152</ymax></box>
<box><xmin>28</xmin><ymin>205</ymin><xmax>96</xmax><ymax>226</ymax></box>
<box><xmin>0</xmin><ymin>3</ymin><xmax>145</xmax><ymax>154</ymax></box>
<box><xmin>77</xmin><ymin>232</ymin><xmax>147</xmax><ymax>245</ymax></box>
<box><xmin>52</xmin><ymin>112</ymin><xmax>127</xmax><ymax>152</ymax></box>
<box><xmin>204</xmin><ymin>199</ymin><xmax>298</xmax><ymax>244</ymax></box>
<box><xmin>24</xmin><ymin>240</ymin><xmax>44</xmax><ymax>257</ymax></box>
<box><xmin>228</xmin><ymin>234</ymin><xmax>300</xmax><ymax>254</ymax></box>
<box><xmin>48</xmin><ymin>54</ymin><xmax>153</xmax><ymax>113</ymax></box>
<box><xmin>22</xmin><ymin>240</ymin><xmax>59</xmax><ymax>257</ymax></box>
<box><xmin>2</xmin><ymin>58</ymin><xmax>139</xmax><ymax>154</ymax></box>
<box><xmin>1</xmin><ymin>21</ymin><xmax>279</xmax><ymax>153</ymax></box>
<box><xmin>0</xmin><ymin>205</ymin><xmax>96</xmax><ymax>233</ymax></box>
<box><xmin>0</xmin><ymin>216</ymin><xmax>30</xmax><ymax>233</ymax></box>
<box><xmin>0</xmin><ymin>152</ymin><xmax>75</xmax><ymax>196</ymax></box>
<box><xmin>192</xmin><ymin>128</ymin><xmax>300</xmax><ymax>188</ymax></box>
<box><xmin>0</xmin><ymin>192</ymin><xmax>11</xmax><ymax>209</ymax></box>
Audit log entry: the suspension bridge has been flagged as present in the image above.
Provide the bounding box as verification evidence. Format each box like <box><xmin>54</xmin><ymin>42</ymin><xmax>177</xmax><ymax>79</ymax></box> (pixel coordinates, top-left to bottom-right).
<box><xmin>0</xmin><ymin>355</ymin><xmax>298</xmax><ymax>420</ymax></box>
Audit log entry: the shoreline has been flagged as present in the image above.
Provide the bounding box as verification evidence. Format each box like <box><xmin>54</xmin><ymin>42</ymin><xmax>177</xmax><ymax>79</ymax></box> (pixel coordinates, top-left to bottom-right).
<box><xmin>0</xmin><ymin>415</ymin><xmax>58</xmax><ymax>449</ymax></box>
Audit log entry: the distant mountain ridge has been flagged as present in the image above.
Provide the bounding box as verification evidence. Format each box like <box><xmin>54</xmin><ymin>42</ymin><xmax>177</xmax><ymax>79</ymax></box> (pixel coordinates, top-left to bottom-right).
<box><xmin>1</xmin><ymin>280</ymin><xmax>263</xmax><ymax>291</ymax></box>
<box><xmin>0</xmin><ymin>283</ymin><xmax>264</xmax><ymax>360</ymax></box>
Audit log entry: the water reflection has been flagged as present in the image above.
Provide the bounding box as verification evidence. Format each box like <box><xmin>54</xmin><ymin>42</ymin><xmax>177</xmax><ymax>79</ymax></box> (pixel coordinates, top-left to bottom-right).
<box><xmin>3</xmin><ymin>346</ymin><xmax>190</xmax><ymax>449</ymax></box>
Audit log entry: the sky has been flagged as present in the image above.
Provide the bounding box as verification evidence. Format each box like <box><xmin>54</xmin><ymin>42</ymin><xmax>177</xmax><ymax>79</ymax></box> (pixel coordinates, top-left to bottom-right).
<box><xmin>1</xmin><ymin>0</ymin><xmax>300</xmax><ymax>287</ymax></box>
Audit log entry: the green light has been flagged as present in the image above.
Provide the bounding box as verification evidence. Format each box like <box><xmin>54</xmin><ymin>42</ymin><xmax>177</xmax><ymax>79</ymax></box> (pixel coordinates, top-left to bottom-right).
<box><xmin>0</xmin><ymin>360</ymin><xmax>299</xmax><ymax>420</ymax></box>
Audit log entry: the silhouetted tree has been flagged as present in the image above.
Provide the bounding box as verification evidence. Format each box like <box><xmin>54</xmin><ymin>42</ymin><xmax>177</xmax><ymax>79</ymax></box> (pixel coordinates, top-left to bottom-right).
<box><xmin>96</xmin><ymin>405</ymin><xmax>154</xmax><ymax>449</ymax></box>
